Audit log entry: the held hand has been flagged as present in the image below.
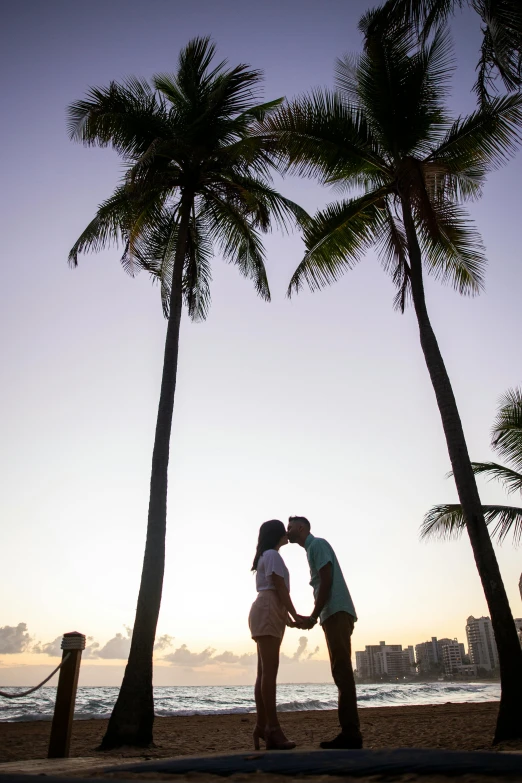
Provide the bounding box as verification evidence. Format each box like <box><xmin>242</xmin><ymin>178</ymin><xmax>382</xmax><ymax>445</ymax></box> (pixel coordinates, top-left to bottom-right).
<box><xmin>293</xmin><ymin>614</ymin><xmax>316</xmax><ymax>630</ymax></box>
<box><xmin>301</xmin><ymin>615</ymin><xmax>317</xmax><ymax>630</ymax></box>
<box><xmin>291</xmin><ymin>614</ymin><xmax>308</xmax><ymax>629</ymax></box>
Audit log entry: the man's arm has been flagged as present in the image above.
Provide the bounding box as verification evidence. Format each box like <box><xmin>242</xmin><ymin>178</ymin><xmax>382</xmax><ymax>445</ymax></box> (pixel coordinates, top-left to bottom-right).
<box><xmin>312</xmin><ymin>561</ymin><xmax>333</xmax><ymax>620</ymax></box>
<box><xmin>299</xmin><ymin>562</ymin><xmax>333</xmax><ymax>629</ymax></box>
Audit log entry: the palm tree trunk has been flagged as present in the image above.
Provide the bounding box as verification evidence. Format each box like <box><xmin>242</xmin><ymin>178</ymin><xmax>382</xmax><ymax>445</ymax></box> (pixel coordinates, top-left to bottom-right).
<box><xmin>400</xmin><ymin>194</ymin><xmax>522</xmax><ymax>743</ymax></box>
<box><xmin>100</xmin><ymin>193</ymin><xmax>193</xmax><ymax>749</ymax></box>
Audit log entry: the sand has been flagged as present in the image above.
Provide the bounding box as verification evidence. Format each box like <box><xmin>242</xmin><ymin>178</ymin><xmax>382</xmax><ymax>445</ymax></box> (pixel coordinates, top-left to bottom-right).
<box><xmin>1</xmin><ymin>702</ymin><xmax>522</xmax><ymax>765</ymax></box>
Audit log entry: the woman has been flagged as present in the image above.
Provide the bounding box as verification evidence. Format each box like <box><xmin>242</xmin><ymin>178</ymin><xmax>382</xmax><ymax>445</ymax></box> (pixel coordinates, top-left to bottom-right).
<box><xmin>249</xmin><ymin>519</ymin><xmax>298</xmax><ymax>750</ymax></box>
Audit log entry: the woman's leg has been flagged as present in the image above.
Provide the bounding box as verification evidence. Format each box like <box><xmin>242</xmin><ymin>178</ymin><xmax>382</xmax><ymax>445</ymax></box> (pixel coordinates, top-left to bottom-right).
<box><xmin>254</xmin><ymin>643</ymin><xmax>266</xmax><ymax>730</ymax></box>
<box><xmin>257</xmin><ymin>635</ymin><xmax>281</xmax><ymax>728</ymax></box>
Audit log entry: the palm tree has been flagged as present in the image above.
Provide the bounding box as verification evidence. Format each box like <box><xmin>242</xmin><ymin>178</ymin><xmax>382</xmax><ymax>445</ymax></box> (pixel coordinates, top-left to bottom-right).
<box><xmin>68</xmin><ymin>37</ymin><xmax>308</xmax><ymax>749</ymax></box>
<box><xmin>363</xmin><ymin>0</ymin><xmax>522</xmax><ymax>102</ymax></box>
<box><xmin>266</xmin><ymin>20</ymin><xmax>522</xmax><ymax>742</ymax></box>
<box><xmin>423</xmin><ymin>387</ymin><xmax>522</xmax><ymax>545</ymax></box>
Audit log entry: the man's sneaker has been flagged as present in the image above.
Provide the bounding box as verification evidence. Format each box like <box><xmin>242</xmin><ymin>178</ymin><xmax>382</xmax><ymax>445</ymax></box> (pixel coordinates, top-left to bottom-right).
<box><xmin>320</xmin><ymin>732</ymin><xmax>363</xmax><ymax>749</ymax></box>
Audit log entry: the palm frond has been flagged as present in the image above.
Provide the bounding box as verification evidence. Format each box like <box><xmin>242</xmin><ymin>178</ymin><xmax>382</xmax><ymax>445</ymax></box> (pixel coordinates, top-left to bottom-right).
<box><xmin>204</xmin><ymin>194</ymin><xmax>270</xmax><ymax>301</ymax></box>
<box><xmin>473</xmin><ymin>0</ymin><xmax>522</xmax><ymax>101</ymax></box>
<box><xmin>127</xmin><ymin>206</ymin><xmax>179</xmax><ymax>313</ymax></box>
<box><xmin>373</xmin><ymin>202</ymin><xmax>413</xmax><ymax>311</ymax></box>
<box><xmin>68</xmin><ymin>187</ymin><xmax>132</xmax><ymax>268</ymax></box>
<box><xmin>421</xmin><ymin>503</ymin><xmax>467</xmax><ymax>540</ymax></box>
<box><xmin>265</xmin><ymin>90</ymin><xmax>387</xmax><ymax>184</ymax></box>
<box><xmin>471</xmin><ymin>460</ymin><xmax>522</xmax><ymax>494</ymax></box>
<box><xmin>214</xmin><ymin>173</ymin><xmax>311</xmax><ymax>233</ymax></box>
<box><xmin>236</xmin><ymin>98</ymin><xmax>284</xmax><ymax>124</ymax></box>
<box><xmin>360</xmin><ymin>0</ymin><xmax>457</xmax><ymax>40</ymax></box>
<box><xmin>421</xmin><ymin>502</ymin><xmax>522</xmax><ymax>545</ymax></box>
<box><xmin>361</xmin><ymin>0</ymin><xmax>522</xmax><ymax>103</ymax></box>
<box><xmin>287</xmin><ymin>192</ymin><xmax>386</xmax><ymax>296</ymax></box>
<box><xmin>183</xmin><ymin>213</ymin><xmax>213</xmax><ymax>321</ymax></box>
<box><xmin>416</xmin><ymin>201</ymin><xmax>486</xmax><ymax>294</ymax></box>
<box><xmin>428</xmin><ymin>93</ymin><xmax>522</xmax><ymax>175</ymax></box>
<box><xmin>67</xmin><ymin>80</ymin><xmax>169</xmax><ymax>160</ymax></box>
<box><xmin>491</xmin><ymin>387</ymin><xmax>522</xmax><ymax>471</ymax></box>
<box><xmin>355</xmin><ymin>19</ymin><xmax>452</xmax><ymax>157</ymax></box>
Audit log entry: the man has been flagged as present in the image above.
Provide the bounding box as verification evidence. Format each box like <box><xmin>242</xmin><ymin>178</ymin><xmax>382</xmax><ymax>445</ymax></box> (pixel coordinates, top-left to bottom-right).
<box><xmin>287</xmin><ymin>515</ymin><xmax>362</xmax><ymax>749</ymax></box>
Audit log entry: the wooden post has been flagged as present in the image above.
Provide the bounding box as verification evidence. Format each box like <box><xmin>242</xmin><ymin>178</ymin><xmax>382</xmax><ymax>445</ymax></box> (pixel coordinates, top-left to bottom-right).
<box><xmin>48</xmin><ymin>631</ymin><xmax>86</xmax><ymax>758</ymax></box>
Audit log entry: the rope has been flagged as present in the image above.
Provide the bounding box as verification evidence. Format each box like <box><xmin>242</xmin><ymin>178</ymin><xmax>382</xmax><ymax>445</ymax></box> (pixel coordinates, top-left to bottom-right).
<box><xmin>0</xmin><ymin>652</ymin><xmax>71</xmax><ymax>699</ymax></box>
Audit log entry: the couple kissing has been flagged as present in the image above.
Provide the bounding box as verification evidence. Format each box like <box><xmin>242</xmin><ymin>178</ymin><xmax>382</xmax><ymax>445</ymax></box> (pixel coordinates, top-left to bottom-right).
<box><xmin>248</xmin><ymin>516</ymin><xmax>362</xmax><ymax>751</ymax></box>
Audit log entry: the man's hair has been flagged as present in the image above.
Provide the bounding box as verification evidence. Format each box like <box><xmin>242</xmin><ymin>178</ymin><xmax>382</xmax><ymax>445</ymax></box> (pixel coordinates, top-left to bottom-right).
<box><xmin>288</xmin><ymin>515</ymin><xmax>311</xmax><ymax>530</ymax></box>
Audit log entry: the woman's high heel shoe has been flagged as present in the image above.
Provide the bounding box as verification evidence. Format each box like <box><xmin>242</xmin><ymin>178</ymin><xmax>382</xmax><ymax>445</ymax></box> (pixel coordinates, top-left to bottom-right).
<box><xmin>253</xmin><ymin>725</ymin><xmax>266</xmax><ymax>750</ymax></box>
<box><xmin>265</xmin><ymin>725</ymin><xmax>296</xmax><ymax>750</ymax></box>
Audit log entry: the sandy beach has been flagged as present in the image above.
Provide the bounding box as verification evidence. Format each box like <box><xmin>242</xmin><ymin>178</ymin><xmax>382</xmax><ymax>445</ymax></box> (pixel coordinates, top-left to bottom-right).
<box><xmin>1</xmin><ymin>702</ymin><xmax>521</xmax><ymax>764</ymax></box>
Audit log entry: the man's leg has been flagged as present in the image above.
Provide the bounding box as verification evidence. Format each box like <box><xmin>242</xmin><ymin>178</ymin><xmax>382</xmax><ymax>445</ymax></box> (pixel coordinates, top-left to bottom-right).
<box><xmin>322</xmin><ymin>611</ymin><xmax>362</xmax><ymax>747</ymax></box>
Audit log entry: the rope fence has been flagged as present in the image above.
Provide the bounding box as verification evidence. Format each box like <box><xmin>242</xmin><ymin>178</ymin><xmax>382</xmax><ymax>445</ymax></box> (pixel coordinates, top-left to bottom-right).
<box><xmin>0</xmin><ymin>631</ymin><xmax>85</xmax><ymax>758</ymax></box>
<box><xmin>0</xmin><ymin>653</ymin><xmax>71</xmax><ymax>698</ymax></box>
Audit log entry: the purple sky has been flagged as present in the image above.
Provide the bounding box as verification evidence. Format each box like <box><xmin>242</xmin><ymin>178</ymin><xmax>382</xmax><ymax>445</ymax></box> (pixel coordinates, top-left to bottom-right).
<box><xmin>1</xmin><ymin>0</ymin><xmax>521</xmax><ymax>685</ymax></box>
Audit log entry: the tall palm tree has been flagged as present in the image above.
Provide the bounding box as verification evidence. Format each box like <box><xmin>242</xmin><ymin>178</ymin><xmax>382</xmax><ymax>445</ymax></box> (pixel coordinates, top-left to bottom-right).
<box><xmin>68</xmin><ymin>37</ymin><xmax>308</xmax><ymax>749</ymax></box>
<box><xmin>266</xmin><ymin>20</ymin><xmax>522</xmax><ymax>742</ymax></box>
<box><xmin>423</xmin><ymin>387</ymin><xmax>522</xmax><ymax>545</ymax></box>
<box><xmin>363</xmin><ymin>0</ymin><xmax>522</xmax><ymax>102</ymax></box>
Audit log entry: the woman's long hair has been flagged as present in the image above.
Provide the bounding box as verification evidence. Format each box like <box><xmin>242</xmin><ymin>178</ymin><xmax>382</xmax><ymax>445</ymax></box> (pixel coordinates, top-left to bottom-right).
<box><xmin>252</xmin><ymin>519</ymin><xmax>286</xmax><ymax>571</ymax></box>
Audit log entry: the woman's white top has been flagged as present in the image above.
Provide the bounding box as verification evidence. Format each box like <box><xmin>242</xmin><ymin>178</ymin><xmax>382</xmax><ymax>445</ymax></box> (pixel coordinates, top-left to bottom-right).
<box><xmin>256</xmin><ymin>549</ymin><xmax>290</xmax><ymax>592</ymax></box>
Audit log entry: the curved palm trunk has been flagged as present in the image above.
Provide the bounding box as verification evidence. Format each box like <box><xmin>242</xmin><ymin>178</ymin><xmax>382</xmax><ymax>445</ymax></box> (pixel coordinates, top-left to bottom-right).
<box><xmin>100</xmin><ymin>194</ymin><xmax>193</xmax><ymax>749</ymax></box>
<box><xmin>400</xmin><ymin>195</ymin><xmax>522</xmax><ymax>743</ymax></box>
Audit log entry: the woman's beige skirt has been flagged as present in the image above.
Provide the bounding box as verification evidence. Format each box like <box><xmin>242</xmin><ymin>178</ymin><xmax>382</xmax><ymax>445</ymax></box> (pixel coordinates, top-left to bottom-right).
<box><xmin>248</xmin><ymin>589</ymin><xmax>287</xmax><ymax>640</ymax></box>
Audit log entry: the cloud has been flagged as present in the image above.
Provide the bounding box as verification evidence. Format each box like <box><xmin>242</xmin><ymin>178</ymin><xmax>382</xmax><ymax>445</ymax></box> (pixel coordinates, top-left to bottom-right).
<box><xmin>154</xmin><ymin>634</ymin><xmax>174</xmax><ymax>651</ymax></box>
<box><xmin>0</xmin><ymin>623</ymin><xmax>32</xmax><ymax>654</ymax></box>
<box><xmin>82</xmin><ymin>637</ymin><xmax>101</xmax><ymax>659</ymax></box>
<box><xmin>30</xmin><ymin>626</ymin><xmax>172</xmax><ymax>661</ymax></box>
<box><xmin>33</xmin><ymin>636</ymin><xmax>62</xmax><ymax>656</ymax></box>
<box><xmin>163</xmin><ymin>644</ymin><xmax>216</xmax><ymax>667</ymax></box>
<box><xmin>280</xmin><ymin>636</ymin><xmax>316</xmax><ymax>664</ymax></box>
<box><xmin>33</xmin><ymin>634</ymin><xmax>101</xmax><ymax>658</ymax></box>
<box><xmin>212</xmin><ymin>651</ymin><xmax>256</xmax><ymax>666</ymax></box>
<box><xmin>96</xmin><ymin>629</ymin><xmax>132</xmax><ymax>660</ymax></box>
<box><xmin>163</xmin><ymin>637</ymin><xmax>317</xmax><ymax>670</ymax></box>
<box><xmin>293</xmin><ymin>636</ymin><xmax>308</xmax><ymax>661</ymax></box>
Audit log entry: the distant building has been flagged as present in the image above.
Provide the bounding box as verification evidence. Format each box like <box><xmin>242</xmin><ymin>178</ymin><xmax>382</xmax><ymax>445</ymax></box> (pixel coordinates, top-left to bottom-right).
<box><xmin>466</xmin><ymin>616</ymin><xmax>499</xmax><ymax>671</ymax></box>
<box><xmin>455</xmin><ymin>663</ymin><xmax>479</xmax><ymax>677</ymax></box>
<box><xmin>415</xmin><ymin>636</ymin><xmax>458</xmax><ymax>674</ymax></box>
<box><xmin>415</xmin><ymin>637</ymin><xmax>439</xmax><ymax>673</ymax></box>
<box><xmin>355</xmin><ymin>641</ymin><xmax>413</xmax><ymax>678</ymax></box>
<box><xmin>441</xmin><ymin>640</ymin><xmax>463</xmax><ymax>676</ymax></box>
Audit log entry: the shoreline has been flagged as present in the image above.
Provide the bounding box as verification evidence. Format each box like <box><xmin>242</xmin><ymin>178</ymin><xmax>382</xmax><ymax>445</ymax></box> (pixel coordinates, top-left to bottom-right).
<box><xmin>1</xmin><ymin>702</ymin><xmax>521</xmax><ymax>763</ymax></box>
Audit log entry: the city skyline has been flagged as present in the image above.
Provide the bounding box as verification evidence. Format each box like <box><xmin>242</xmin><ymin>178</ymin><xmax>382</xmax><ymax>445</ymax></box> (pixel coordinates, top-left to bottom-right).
<box><xmin>356</xmin><ymin>614</ymin><xmax>522</xmax><ymax>680</ymax></box>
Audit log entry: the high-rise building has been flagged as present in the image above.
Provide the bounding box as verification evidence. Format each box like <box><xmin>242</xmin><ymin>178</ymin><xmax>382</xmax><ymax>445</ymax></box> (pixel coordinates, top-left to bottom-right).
<box><xmin>355</xmin><ymin>641</ymin><xmax>412</xmax><ymax>678</ymax></box>
<box><xmin>465</xmin><ymin>616</ymin><xmax>499</xmax><ymax>670</ymax></box>
<box><xmin>415</xmin><ymin>637</ymin><xmax>440</xmax><ymax>672</ymax></box>
<box><xmin>441</xmin><ymin>640</ymin><xmax>463</xmax><ymax>676</ymax></box>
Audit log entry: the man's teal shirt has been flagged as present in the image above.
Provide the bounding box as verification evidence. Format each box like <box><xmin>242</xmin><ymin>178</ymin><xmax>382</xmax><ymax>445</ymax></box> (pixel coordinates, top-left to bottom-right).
<box><xmin>304</xmin><ymin>533</ymin><xmax>357</xmax><ymax>625</ymax></box>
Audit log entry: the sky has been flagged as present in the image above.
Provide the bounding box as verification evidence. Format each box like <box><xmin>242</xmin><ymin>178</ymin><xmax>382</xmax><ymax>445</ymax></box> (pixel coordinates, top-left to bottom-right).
<box><xmin>0</xmin><ymin>0</ymin><xmax>521</xmax><ymax>687</ymax></box>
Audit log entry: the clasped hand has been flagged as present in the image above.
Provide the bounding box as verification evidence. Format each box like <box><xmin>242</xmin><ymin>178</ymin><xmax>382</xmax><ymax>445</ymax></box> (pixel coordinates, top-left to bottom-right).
<box><xmin>288</xmin><ymin>614</ymin><xmax>317</xmax><ymax>630</ymax></box>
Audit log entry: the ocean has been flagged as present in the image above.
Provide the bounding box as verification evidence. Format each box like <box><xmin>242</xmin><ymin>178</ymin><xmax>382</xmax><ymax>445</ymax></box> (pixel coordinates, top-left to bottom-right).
<box><xmin>0</xmin><ymin>681</ymin><xmax>500</xmax><ymax>723</ymax></box>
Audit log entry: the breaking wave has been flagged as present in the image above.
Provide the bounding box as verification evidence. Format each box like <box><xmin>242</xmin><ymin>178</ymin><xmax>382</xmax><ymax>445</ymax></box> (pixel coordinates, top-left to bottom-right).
<box><xmin>0</xmin><ymin>681</ymin><xmax>500</xmax><ymax>722</ymax></box>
